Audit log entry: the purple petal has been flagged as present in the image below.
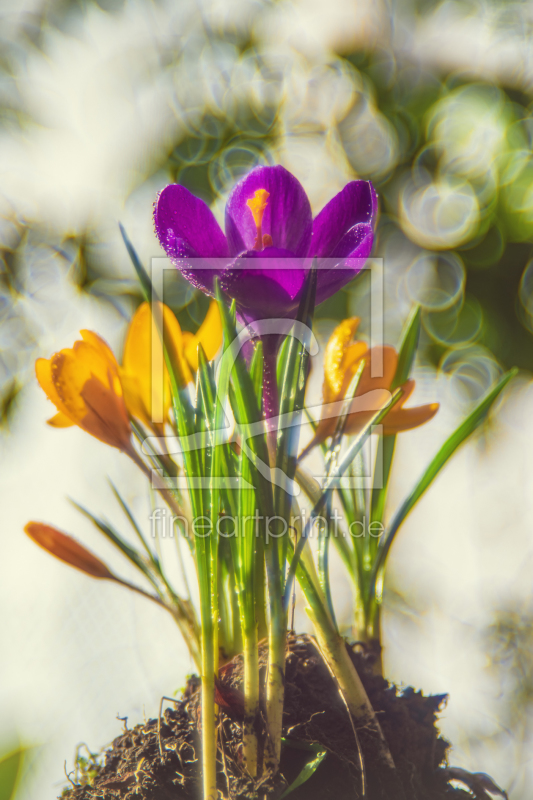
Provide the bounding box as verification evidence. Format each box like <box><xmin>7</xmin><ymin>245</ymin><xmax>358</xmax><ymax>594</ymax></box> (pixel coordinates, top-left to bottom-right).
<box><xmin>154</xmin><ymin>184</ymin><xmax>229</xmax><ymax>295</ymax></box>
<box><xmin>315</xmin><ymin>223</ymin><xmax>374</xmax><ymax>305</ymax></box>
<box><xmin>219</xmin><ymin>247</ymin><xmax>307</xmax><ymax>323</ymax></box>
<box><xmin>154</xmin><ymin>184</ymin><xmax>229</xmax><ymax>258</ymax></box>
<box><xmin>310</xmin><ymin>180</ymin><xmax>377</xmax><ymax>258</ymax></box>
<box><xmin>225</xmin><ymin>166</ymin><xmax>312</xmax><ymax>257</ymax></box>
<box><xmin>162</xmin><ymin>232</ymin><xmax>226</xmax><ymax>296</ymax></box>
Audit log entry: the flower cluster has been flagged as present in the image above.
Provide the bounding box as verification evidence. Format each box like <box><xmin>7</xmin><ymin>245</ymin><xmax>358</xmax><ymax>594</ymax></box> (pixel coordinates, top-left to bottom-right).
<box><xmin>36</xmin><ymin>300</ymin><xmax>222</xmax><ymax>447</ymax></box>
<box><xmin>24</xmin><ymin>166</ymin><xmax>516</xmax><ymax>800</ymax></box>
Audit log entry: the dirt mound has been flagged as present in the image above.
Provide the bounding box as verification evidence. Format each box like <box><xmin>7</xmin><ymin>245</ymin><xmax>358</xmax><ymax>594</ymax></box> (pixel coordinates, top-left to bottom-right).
<box><xmin>62</xmin><ymin>635</ymin><xmax>479</xmax><ymax>799</ymax></box>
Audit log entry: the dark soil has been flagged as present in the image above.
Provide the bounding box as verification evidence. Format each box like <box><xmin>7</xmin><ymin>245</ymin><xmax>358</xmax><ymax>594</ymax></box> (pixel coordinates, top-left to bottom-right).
<box><xmin>61</xmin><ymin>635</ymin><xmax>495</xmax><ymax>800</ymax></box>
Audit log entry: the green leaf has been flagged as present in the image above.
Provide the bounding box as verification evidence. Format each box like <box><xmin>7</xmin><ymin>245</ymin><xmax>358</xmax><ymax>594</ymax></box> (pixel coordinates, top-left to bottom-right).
<box><xmin>276</xmin><ymin>334</ymin><xmax>291</xmax><ymax>388</ymax></box>
<box><xmin>323</xmin><ymin>387</ymin><xmax>403</xmax><ymax>498</ymax></box>
<box><xmin>276</xmin><ymin>265</ymin><xmax>317</xmax><ymax>475</ymax></box>
<box><xmin>279</xmin><ymin>740</ymin><xmax>327</xmax><ymax>798</ymax></box>
<box><xmin>316</xmin><ymin>360</ymin><xmax>364</xmax><ymax>628</ymax></box>
<box><xmin>372</xmin><ymin>368</ymin><xmax>518</xmax><ymax>580</ymax></box>
<box><xmin>119</xmin><ymin>223</ymin><xmax>154</xmax><ymax>302</ymax></box>
<box><xmin>108</xmin><ymin>480</ymin><xmax>159</xmax><ymax>565</ymax></box>
<box><xmin>328</xmin><ymin>359</ymin><xmax>365</xmax><ymax>455</ymax></box>
<box><xmin>284</xmin><ymin>387</ymin><xmax>403</xmax><ymax>609</ymax></box>
<box><xmin>0</xmin><ymin>747</ymin><xmax>24</xmax><ymax>800</ymax></box>
<box><xmin>71</xmin><ymin>501</ymin><xmax>159</xmax><ymax>589</ymax></box>
<box><xmin>275</xmin><ymin>265</ymin><xmax>318</xmax><ymax>580</ymax></box>
<box><xmin>371</xmin><ymin>305</ymin><xmax>421</xmax><ymax>528</ymax></box>
<box><xmin>250</xmin><ymin>340</ymin><xmax>264</xmax><ymax>399</ymax></box>
<box><xmin>119</xmin><ymin>224</ymin><xmax>198</xmax><ymax>473</ymax></box>
<box><xmin>214</xmin><ymin>280</ymin><xmax>272</xmax><ymax>514</ymax></box>
<box><xmin>294</xmin><ymin>464</ymin><xmax>354</xmax><ymax>579</ymax></box>
<box><xmin>392</xmin><ymin>305</ymin><xmax>421</xmax><ymax>389</ymax></box>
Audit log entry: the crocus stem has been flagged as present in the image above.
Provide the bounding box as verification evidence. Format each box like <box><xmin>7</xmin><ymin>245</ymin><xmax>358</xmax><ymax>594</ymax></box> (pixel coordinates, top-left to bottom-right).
<box><xmin>263</xmin><ymin>513</ymin><xmax>286</xmax><ymax>772</ymax></box>
<box><xmin>265</xmin><ymin>603</ymin><xmax>285</xmax><ymax>769</ymax></box>
<box><xmin>242</xmin><ymin>624</ymin><xmax>259</xmax><ymax>777</ymax></box>
<box><xmin>200</xmin><ymin>616</ymin><xmax>217</xmax><ymax>800</ymax></box>
<box><xmin>262</xmin><ymin>348</ymin><xmax>279</xmax><ymax>422</ymax></box>
<box><xmin>262</xmin><ymin>347</ymin><xmax>279</xmax><ymax>463</ymax></box>
<box><xmin>296</xmin><ymin>545</ymin><xmax>402</xmax><ymax>794</ymax></box>
<box><xmin>364</xmin><ymin>577</ymin><xmax>384</xmax><ymax>676</ymax></box>
<box><xmin>259</xmin><ymin>336</ymin><xmax>286</xmax><ymax>769</ymax></box>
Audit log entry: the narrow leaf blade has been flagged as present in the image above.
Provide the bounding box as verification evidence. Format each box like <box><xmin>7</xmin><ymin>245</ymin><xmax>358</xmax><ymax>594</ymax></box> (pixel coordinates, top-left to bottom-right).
<box><xmin>374</xmin><ymin>368</ymin><xmax>518</xmax><ymax>576</ymax></box>
<box><xmin>279</xmin><ymin>743</ymin><xmax>327</xmax><ymax>798</ymax></box>
<box><xmin>393</xmin><ymin>305</ymin><xmax>421</xmax><ymax>389</ymax></box>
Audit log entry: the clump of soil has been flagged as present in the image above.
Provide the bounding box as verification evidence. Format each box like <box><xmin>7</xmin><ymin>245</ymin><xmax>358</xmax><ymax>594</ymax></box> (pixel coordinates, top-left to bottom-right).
<box><xmin>61</xmin><ymin>635</ymin><xmax>489</xmax><ymax>799</ymax></box>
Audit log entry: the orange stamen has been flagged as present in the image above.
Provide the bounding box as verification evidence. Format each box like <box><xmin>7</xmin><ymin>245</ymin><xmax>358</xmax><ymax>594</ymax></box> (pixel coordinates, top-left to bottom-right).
<box><xmin>246</xmin><ymin>189</ymin><xmax>270</xmax><ymax>250</ymax></box>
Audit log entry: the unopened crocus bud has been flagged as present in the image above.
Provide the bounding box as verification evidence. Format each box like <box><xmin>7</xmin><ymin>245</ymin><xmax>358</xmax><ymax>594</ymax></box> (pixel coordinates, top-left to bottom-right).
<box><xmin>24</xmin><ymin>522</ymin><xmax>117</xmax><ymax>580</ymax></box>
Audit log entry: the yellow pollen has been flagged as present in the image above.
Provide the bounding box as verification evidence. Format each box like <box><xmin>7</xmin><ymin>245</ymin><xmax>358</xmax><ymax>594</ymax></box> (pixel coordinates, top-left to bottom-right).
<box><xmin>246</xmin><ymin>189</ymin><xmax>270</xmax><ymax>228</ymax></box>
<box><xmin>246</xmin><ymin>189</ymin><xmax>270</xmax><ymax>250</ymax></box>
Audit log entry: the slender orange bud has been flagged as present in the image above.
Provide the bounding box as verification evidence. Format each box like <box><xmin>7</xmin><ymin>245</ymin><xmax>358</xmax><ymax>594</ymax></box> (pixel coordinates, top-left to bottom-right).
<box><xmin>24</xmin><ymin>522</ymin><xmax>117</xmax><ymax>580</ymax></box>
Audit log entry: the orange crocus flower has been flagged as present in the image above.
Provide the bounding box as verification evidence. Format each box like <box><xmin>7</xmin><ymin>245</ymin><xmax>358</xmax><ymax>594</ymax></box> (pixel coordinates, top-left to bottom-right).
<box><xmin>301</xmin><ymin>318</ymin><xmax>439</xmax><ymax>457</ymax></box>
<box><xmin>36</xmin><ymin>330</ymin><xmax>133</xmax><ymax>452</ymax></box>
<box><xmin>36</xmin><ymin>302</ymin><xmax>223</xmax><ymax>441</ymax></box>
<box><xmin>119</xmin><ymin>300</ymin><xmax>222</xmax><ymax>430</ymax></box>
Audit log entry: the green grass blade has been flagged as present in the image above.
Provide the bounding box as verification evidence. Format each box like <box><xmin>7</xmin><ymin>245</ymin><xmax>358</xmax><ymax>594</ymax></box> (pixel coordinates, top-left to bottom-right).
<box><xmin>324</xmin><ymin>387</ymin><xmax>403</xmax><ymax>497</ymax></box>
<box><xmin>276</xmin><ymin>265</ymin><xmax>317</xmax><ymax>462</ymax></box>
<box><xmin>71</xmin><ymin>500</ymin><xmax>159</xmax><ymax>589</ymax></box>
<box><xmin>317</xmin><ymin>358</ymin><xmax>366</xmax><ymax>624</ymax></box>
<box><xmin>372</xmin><ymin>368</ymin><xmax>518</xmax><ymax>580</ymax></box>
<box><xmin>0</xmin><ymin>746</ymin><xmax>25</xmax><ymax>800</ymax></box>
<box><xmin>276</xmin><ymin>333</ymin><xmax>291</xmax><ymax>388</ymax></box>
<box><xmin>279</xmin><ymin>742</ymin><xmax>327</xmax><ymax>798</ymax></box>
<box><xmin>119</xmin><ymin>223</ymin><xmax>154</xmax><ymax>302</ymax></box>
<box><xmin>369</xmin><ymin>434</ymin><xmax>396</xmax><ymax>530</ymax></box>
<box><xmin>283</xmin><ymin>388</ymin><xmax>403</xmax><ymax>609</ymax></box>
<box><xmin>371</xmin><ymin>306</ymin><xmax>421</xmax><ymax>525</ymax></box>
<box><xmin>214</xmin><ymin>280</ymin><xmax>272</xmax><ymax>513</ymax></box>
<box><xmin>108</xmin><ymin>480</ymin><xmax>159</xmax><ymax>565</ymax></box>
<box><xmin>275</xmin><ymin>266</ymin><xmax>317</xmax><ymax>584</ymax></box>
<box><xmin>392</xmin><ymin>305</ymin><xmax>421</xmax><ymax>390</ymax></box>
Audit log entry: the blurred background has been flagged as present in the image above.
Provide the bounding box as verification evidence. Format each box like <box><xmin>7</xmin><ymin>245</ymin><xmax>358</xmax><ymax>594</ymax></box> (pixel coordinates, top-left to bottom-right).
<box><xmin>2</xmin><ymin>0</ymin><xmax>533</xmax><ymax>797</ymax></box>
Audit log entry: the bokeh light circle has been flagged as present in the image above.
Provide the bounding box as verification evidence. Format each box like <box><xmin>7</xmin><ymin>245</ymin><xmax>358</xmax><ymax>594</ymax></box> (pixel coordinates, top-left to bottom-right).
<box><xmin>208</xmin><ymin>143</ymin><xmax>272</xmax><ymax>195</ymax></box>
<box><xmin>406</xmin><ymin>251</ymin><xmax>465</xmax><ymax>311</ymax></box>
<box><xmin>519</xmin><ymin>258</ymin><xmax>533</xmax><ymax>321</ymax></box>
<box><xmin>427</xmin><ymin>84</ymin><xmax>509</xmax><ymax>180</ymax></box>
<box><xmin>423</xmin><ymin>295</ymin><xmax>483</xmax><ymax>348</ymax></box>
<box><xmin>399</xmin><ymin>177</ymin><xmax>479</xmax><ymax>249</ymax></box>
<box><xmin>441</xmin><ymin>346</ymin><xmax>502</xmax><ymax>407</ymax></box>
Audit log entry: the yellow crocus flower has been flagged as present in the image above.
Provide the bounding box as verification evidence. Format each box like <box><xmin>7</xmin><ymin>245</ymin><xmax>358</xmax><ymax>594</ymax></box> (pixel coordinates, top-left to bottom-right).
<box><xmin>119</xmin><ymin>300</ymin><xmax>222</xmax><ymax>430</ymax></box>
<box><xmin>301</xmin><ymin>317</ymin><xmax>439</xmax><ymax>458</ymax></box>
<box><xmin>36</xmin><ymin>330</ymin><xmax>133</xmax><ymax>452</ymax></box>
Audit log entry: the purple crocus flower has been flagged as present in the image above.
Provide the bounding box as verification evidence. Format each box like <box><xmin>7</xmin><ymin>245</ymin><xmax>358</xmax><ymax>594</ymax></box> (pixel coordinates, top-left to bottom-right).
<box><xmin>154</xmin><ymin>165</ymin><xmax>377</xmax><ymax>420</ymax></box>
<box><xmin>154</xmin><ymin>165</ymin><xmax>377</xmax><ymax>327</ymax></box>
